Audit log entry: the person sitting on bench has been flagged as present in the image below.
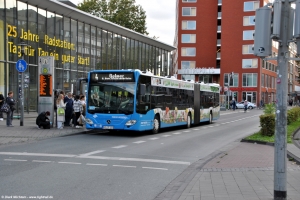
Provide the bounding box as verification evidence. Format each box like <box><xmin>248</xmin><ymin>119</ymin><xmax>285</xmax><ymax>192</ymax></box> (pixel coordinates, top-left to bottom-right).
<box><xmin>36</xmin><ymin>111</ymin><xmax>51</xmax><ymax>129</ymax></box>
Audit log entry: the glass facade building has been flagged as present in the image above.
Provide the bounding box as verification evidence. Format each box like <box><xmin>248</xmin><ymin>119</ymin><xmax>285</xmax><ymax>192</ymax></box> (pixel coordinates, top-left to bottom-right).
<box><xmin>0</xmin><ymin>0</ymin><xmax>175</xmax><ymax>112</ymax></box>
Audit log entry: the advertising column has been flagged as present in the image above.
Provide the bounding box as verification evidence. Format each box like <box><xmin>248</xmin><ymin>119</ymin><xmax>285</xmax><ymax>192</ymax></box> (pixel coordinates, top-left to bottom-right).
<box><xmin>38</xmin><ymin>56</ymin><xmax>55</xmax><ymax>127</ymax></box>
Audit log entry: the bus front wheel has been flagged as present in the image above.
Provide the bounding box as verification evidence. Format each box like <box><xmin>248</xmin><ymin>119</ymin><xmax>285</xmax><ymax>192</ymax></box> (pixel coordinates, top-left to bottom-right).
<box><xmin>152</xmin><ymin>115</ymin><xmax>160</xmax><ymax>134</ymax></box>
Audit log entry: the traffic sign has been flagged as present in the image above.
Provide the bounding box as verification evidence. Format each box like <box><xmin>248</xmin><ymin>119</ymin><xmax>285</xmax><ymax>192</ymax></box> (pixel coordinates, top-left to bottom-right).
<box><xmin>224</xmin><ymin>87</ymin><xmax>228</xmax><ymax>92</ymax></box>
<box><xmin>16</xmin><ymin>59</ymin><xmax>27</xmax><ymax>72</ymax></box>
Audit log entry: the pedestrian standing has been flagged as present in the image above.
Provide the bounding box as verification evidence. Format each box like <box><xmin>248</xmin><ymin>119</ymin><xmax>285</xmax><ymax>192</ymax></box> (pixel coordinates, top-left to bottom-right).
<box><xmin>0</xmin><ymin>93</ymin><xmax>4</xmax><ymax>121</ymax></box>
<box><xmin>73</xmin><ymin>95</ymin><xmax>83</xmax><ymax>128</ymax></box>
<box><xmin>80</xmin><ymin>95</ymin><xmax>86</xmax><ymax>116</ymax></box>
<box><xmin>64</xmin><ymin>92</ymin><xmax>73</xmax><ymax>126</ymax></box>
<box><xmin>6</xmin><ymin>91</ymin><xmax>15</xmax><ymax>127</ymax></box>
<box><xmin>56</xmin><ymin>94</ymin><xmax>66</xmax><ymax>129</ymax></box>
<box><xmin>232</xmin><ymin>98</ymin><xmax>236</xmax><ymax>111</ymax></box>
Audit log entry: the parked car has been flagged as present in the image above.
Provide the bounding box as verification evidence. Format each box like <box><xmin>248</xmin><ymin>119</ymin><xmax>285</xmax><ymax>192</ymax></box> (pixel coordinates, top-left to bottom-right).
<box><xmin>235</xmin><ymin>101</ymin><xmax>256</xmax><ymax>109</ymax></box>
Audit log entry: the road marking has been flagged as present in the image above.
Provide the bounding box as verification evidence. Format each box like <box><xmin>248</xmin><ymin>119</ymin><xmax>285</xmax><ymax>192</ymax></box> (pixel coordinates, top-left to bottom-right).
<box><xmin>142</xmin><ymin>167</ymin><xmax>168</xmax><ymax>171</ymax></box>
<box><xmin>4</xmin><ymin>159</ymin><xmax>27</xmax><ymax>162</ymax></box>
<box><xmin>32</xmin><ymin>160</ymin><xmax>52</xmax><ymax>163</ymax></box>
<box><xmin>133</xmin><ymin>141</ymin><xmax>146</xmax><ymax>144</ymax></box>
<box><xmin>86</xmin><ymin>163</ymin><xmax>107</xmax><ymax>166</ymax></box>
<box><xmin>173</xmin><ymin>132</ymin><xmax>181</xmax><ymax>135</ymax></box>
<box><xmin>192</xmin><ymin>129</ymin><xmax>199</xmax><ymax>130</ymax></box>
<box><xmin>0</xmin><ymin>152</ymin><xmax>75</xmax><ymax>158</ymax></box>
<box><xmin>0</xmin><ymin>152</ymin><xmax>190</xmax><ymax>165</ymax></box>
<box><xmin>112</xmin><ymin>145</ymin><xmax>127</xmax><ymax>149</ymax></box>
<box><xmin>149</xmin><ymin>137</ymin><xmax>159</xmax><ymax>140</ymax></box>
<box><xmin>79</xmin><ymin>150</ymin><xmax>106</xmax><ymax>157</ymax></box>
<box><xmin>183</xmin><ymin>131</ymin><xmax>190</xmax><ymax>133</ymax></box>
<box><xmin>58</xmin><ymin>162</ymin><xmax>81</xmax><ymax>165</ymax></box>
<box><xmin>162</xmin><ymin>135</ymin><xmax>171</xmax><ymax>137</ymax></box>
<box><xmin>113</xmin><ymin>165</ymin><xmax>136</xmax><ymax>168</ymax></box>
<box><xmin>208</xmin><ymin>126</ymin><xmax>214</xmax><ymax>128</ymax></box>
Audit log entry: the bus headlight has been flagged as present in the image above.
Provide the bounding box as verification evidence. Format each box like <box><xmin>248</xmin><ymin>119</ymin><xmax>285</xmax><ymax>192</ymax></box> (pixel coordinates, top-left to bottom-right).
<box><xmin>125</xmin><ymin>120</ymin><xmax>137</xmax><ymax>126</ymax></box>
<box><xmin>85</xmin><ymin>118</ymin><xmax>93</xmax><ymax>125</ymax></box>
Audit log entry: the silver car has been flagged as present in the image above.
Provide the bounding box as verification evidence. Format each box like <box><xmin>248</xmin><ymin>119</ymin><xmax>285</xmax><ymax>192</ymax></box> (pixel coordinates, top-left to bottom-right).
<box><xmin>235</xmin><ymin>101</ymin><xmax>257</xmax><ymax>109</ymax></box>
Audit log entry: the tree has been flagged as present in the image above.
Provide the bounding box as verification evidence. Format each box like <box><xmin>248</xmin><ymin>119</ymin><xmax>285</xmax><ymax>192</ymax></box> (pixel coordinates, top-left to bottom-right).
<box><xmin>77</xmin><ymin>0</ymin><xmax>148</xmax><ymax>35</ymax></box>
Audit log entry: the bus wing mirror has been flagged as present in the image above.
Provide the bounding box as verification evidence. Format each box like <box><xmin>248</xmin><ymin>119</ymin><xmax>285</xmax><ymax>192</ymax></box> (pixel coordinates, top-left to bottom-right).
<box><xmin>139</xmin><ymin>84</ymin><xmax>146</xmax><ymax>96</ymax></box>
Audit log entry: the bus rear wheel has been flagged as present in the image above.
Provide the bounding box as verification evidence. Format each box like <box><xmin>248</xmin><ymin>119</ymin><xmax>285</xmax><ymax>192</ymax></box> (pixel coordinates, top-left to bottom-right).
<box><xmin>152</xmin><ymin>115</ymin><xmax>160</xmax><ymax>134</ymax></box>
<box><xmin>187</xmin><ymin>113</ymin><xmax>191</xmax><ymax>128</ymax></box>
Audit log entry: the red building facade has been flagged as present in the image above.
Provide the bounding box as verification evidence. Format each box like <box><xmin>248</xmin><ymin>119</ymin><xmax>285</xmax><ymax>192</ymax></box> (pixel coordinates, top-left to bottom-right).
<box><xmin>173</xmin><ymin>0</ymin><xmax>300</xmax><ymax>106</ymax></box>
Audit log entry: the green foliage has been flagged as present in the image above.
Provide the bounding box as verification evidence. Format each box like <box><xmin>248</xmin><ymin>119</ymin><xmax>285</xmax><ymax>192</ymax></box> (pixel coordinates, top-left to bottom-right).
<box><xmin>259</xmin><ymin>114</ymin><xmax>275</xmax><ymax>136</ymax></box>
<box><xmin>263</xmin><ymin>103</ymin><xmax>276</xmax><ymax>115</ymax></box>
<box><xmin>77</xmin><ymin>0</ymin><xmax>148</xmax><ymax>35</ymax></box>
<box><xmin>246</xmin><ymin>117</ymin><xmax>300</xmax><ymax>144</ymax></box>
<box><xmin>287</xmin><ymin>107</ymin><xmax>300</xmax><ymax>125</ymax></box>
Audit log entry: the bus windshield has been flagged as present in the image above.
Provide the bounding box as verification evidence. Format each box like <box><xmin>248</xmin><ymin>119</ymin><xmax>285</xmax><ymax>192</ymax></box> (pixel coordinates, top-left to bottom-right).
<box><xmin>88</xmin><ymin>82</ymin><xmax>135</xmax><ymax>114</ymax></box>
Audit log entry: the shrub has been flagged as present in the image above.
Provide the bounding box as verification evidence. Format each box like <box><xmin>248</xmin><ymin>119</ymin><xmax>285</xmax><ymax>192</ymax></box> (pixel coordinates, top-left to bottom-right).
<box><xmin>259</xmin><ymin>107</ymin><xmax>300</xmax><ymax>136</ymax></box>
<box><xmin>263</xmin><ymin>103</ymin><xmax>276</xmax><ymax>115</ymax></box>
<box><xmin>260</xmin><ymin>114</ymin><xmax>275</xmax><ymax>136</ymax></box>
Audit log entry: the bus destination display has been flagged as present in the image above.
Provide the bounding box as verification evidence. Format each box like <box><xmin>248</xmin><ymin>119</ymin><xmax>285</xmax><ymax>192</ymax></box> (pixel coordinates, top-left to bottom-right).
<box><xmin>91</xmin><ymin>73</ymin><xmax>134</xmax><ymax>82</ymax></box>
<box><xmin>39</xmin><ymin>74</ymin><xmax>52</xmax><ymax>97</ymax></box>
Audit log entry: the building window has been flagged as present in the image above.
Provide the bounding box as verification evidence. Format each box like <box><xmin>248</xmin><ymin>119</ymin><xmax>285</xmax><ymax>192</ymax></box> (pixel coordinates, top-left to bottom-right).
<box><xmin>243</xmin><ymin>73</ymin><xmax>257</xmax><ymax>87</ymax></box>
<box><xmin>183</xmin><ymin>0</ymin><xmax>197</xmax><ymax>2</ymax></box>
<box><xmin>244</xmin><ymin>1</ymin><xmax>260</xmax><ymax>12</ymax></box>
<box><xmin>261</xmin><ymin>74</ymin><xmax>264</xmax><ymax>87</ymax></box>
<box><xmin>224</xmin><ymin>73</ymin><xmax>238</xmax><ymax>87</ymax></box>
<box><xmin>242</xmin><ymin>59</ymin><xmax>258</xmax><ymax>68</ymax></box>
<box><xmin>199</xmin><ymin>75</ymin><xmax>212</xmax><ymax>83</ymax></box>
<box><xmin>243</xmin><ymin>30</ymin><xmax>254</xmax><ymax>40</ymax></box>
<box><xmin>242</xmin><ymin>45</ymin><xmax>254</xmax><ymax>54</ymax></box>
<box><xmin>181</xmin><ymin>61</ymin><xmax>196</xmax><ymax>69</ymax></box>
<box><xmin>182</xmin><ymin>34</ymin><xmax>196</xmax><ymax>43</ymax></box>
<box><xmin>243</xmin><ymin>16</ymin><xmax>255</xmax><ymax>26</ymax></box>
<box><xmin>182</xmin><ymin>7</ymin><xmax>196</xmax><ymax>16</ymax></box>
<box><xmin>182</xmin><ymin>21</ymin><xmax>196</xmax><ymax>30</ymax></box>
<box><xmin>181</xmin><ymin>48</ymin><xmax>196</xmax><ymax>56</ymax></box>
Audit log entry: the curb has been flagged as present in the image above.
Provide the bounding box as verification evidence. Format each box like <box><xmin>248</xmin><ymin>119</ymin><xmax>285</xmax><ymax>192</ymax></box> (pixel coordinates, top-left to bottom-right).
<box><xmin>241</xmin><ymin>129</ymin><xmax>300</xmax><ymax>165</ymax></box>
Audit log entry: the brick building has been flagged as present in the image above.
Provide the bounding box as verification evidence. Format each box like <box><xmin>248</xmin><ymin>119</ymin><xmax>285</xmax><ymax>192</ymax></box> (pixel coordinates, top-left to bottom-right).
<box><xmin>173</xmin><ymin>0</ymin><xmax>300</xmax><ymax>105</ymax></box>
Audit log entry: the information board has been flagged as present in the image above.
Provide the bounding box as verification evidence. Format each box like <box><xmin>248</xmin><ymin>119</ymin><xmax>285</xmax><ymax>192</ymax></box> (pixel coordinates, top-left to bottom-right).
<box><xmin>39</xmin><ymin>74</ymin><xmax>52</xmax><ymax>97</ymax></box>
<box><xmin>38</xmin><ymin>56</ymin><xmax>55</xmax><ymax>126</ymax></box>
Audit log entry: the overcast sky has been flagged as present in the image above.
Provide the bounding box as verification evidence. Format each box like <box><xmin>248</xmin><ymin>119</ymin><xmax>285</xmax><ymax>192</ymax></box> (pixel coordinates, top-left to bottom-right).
<box><xmin>69</xmin><ymin>0</ymin><xmax>176</xmax><ymax>46</ymax></box>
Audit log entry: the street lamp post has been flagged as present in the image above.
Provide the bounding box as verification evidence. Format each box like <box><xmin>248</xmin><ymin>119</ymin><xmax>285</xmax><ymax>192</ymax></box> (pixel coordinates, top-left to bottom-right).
<box><xmin>18</xmin><ymin>42</ymin><xmax>30</xmax><ymax>126</ymax></box>
<box><xmin>228</xmin><ymin>72</ymin><xmax>234</xmax><ymax>110</ymax></box>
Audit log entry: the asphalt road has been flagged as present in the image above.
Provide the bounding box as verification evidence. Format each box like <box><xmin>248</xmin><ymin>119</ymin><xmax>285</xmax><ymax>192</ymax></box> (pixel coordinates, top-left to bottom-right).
<box><xmin>0</xmin><ymin>109</ymin><xmax>263</xmax><ymax>200</ymax></box>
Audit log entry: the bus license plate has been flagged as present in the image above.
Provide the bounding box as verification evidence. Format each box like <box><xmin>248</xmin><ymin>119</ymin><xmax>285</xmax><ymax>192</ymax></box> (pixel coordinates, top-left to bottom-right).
<box><xmin>103</xmin><ymin>126</ymin><xmax>114</xmax><ymax>129</ymax></box>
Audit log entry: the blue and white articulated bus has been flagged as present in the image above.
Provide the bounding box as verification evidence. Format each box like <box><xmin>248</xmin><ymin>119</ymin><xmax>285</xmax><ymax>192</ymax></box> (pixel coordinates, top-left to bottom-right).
<box><xmin>82</xmin><ymin>69</ymin><xmax>220</xmax><ymax>134</ymax></box>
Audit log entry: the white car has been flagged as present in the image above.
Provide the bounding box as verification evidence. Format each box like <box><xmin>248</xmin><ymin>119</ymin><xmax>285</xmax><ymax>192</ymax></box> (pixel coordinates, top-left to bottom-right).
<box><xmin>235</xmin><ymin>101</ymin><xmax>256</xmax><ymax>109</ymax></box>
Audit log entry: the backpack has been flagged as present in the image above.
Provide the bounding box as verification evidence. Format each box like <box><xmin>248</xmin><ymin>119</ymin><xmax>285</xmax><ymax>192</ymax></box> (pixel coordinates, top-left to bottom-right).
<box><xmin>0</xmin><ymin>101</ymin><xmax>11</xmax><ymax>113</ymax></box>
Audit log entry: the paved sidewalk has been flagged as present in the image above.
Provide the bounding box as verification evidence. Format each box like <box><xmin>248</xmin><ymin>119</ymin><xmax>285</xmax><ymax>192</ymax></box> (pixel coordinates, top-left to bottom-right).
<box><xmin>155</xmin><ymin>142</ymin><xmax>300</xmax><ymax>200</ymax></box>
<box><xmin>0</xmin><ymin>112</ymin><xmax>92</xmax><ymax>146</ymax></box>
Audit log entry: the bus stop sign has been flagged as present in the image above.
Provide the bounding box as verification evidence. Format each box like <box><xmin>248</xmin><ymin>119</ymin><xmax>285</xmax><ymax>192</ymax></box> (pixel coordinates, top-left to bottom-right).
<box><xmin>16</xmin><ymin>59</ymin><xmax>27</xmax><ymax>72</ymax></box>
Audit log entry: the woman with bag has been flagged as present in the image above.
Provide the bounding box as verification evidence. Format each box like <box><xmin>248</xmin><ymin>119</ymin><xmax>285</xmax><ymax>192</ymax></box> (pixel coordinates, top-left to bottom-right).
<box><xmin>73</xmin><ymin>95</ymin><xmax>83</xmax><ymax>128</ymax></box>
<box><xmin>56</xmin><ymin>94</ymin><xmax>67</xmax><ymax>129</ymax></box>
